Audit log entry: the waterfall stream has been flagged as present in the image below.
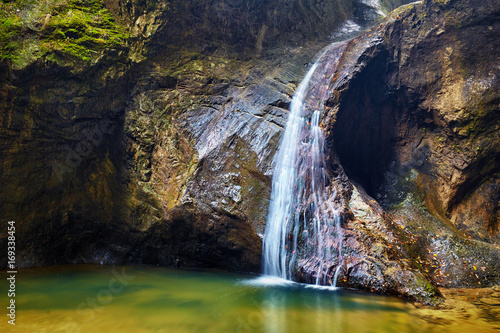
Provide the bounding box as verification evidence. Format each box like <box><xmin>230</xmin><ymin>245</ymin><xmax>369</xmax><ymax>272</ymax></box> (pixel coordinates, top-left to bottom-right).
<box><xmin>262</xmin><ymin>0</ymin><xmax>389</xmax><ymax>287</ymax></box>
<box><xmin>262</xmin><ymin>42</ymin><xmax>349</xmax><ymax>286</ymax></box>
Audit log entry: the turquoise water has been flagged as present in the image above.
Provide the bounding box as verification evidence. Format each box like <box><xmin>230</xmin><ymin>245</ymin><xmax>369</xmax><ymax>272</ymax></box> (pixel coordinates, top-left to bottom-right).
<box><xmin>1</xmin><ymin>265</ymin><xmax>499</xmax><ymax>332</ymax></box>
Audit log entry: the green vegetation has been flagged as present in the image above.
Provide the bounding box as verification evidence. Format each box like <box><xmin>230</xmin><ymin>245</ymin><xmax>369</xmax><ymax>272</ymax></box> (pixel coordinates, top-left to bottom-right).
<box><xmin>379</xmin><ymin>0</ymin><xmax>414</xmax><ymax>15</ymax></box>
<box><xmin>0</xmin><ymin>0</ymin><xmax>128</xmax><ymax>68</ymax></box>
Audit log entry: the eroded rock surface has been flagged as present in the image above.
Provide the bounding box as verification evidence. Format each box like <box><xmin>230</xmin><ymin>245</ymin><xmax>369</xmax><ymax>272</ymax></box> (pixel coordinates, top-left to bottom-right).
<box><xmin>322</xmin><ymin>0</ymin><xmax>500</xmax><ymax>297</ymax></box>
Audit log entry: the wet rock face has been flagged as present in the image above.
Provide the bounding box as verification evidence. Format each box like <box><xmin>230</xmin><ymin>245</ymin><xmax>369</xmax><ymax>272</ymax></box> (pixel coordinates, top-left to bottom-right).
<box><xmin>0</xmin><ymin>52</ymin><xmax>132</xmax><ymax>267</ymax></box>
<box><xmin>106</xmin><ymin>0</ymin><xmax>412</xmax><ymax>58</ymax></box>
<box><xmin>117</xmin><ymin>0</ymin><xmax>357</xmax><ymax>54</ymax></box>
<box><xmin>284</xmin><ymin>0</ymin><xmax>499</xmax><ymax>303</ymax></box>
<box><xmin>127</xmin><ymin>204</ymin><xmax>262</xmax><ymax>272</ymax></box>
<box><xmin>1</xmin><ymin>0</ymin><xmax>353</xmax><ymax>272</ymax></box>
<box><xmin>115</xmin><ymin>0</ymin><xmax>499</xmax><ymax>297</ymax></box>
<box><xmin>0</xmin><ymin>26</ymin><xmax>324</xmax><ymax>272</ymax></box>
<box><xmin>122</xmin><ymin>45</ymin><xmax>319</xmax><ymax>271</ymax></box>
<box><xmin>0</xmin><ymin>0</ymin><xmax>498</xmax><ymax>304</ymax></box>
<box><xmin>323</xmin><ymin>0</ymin><xmax>500</xmax><ymax>293</ymax></box>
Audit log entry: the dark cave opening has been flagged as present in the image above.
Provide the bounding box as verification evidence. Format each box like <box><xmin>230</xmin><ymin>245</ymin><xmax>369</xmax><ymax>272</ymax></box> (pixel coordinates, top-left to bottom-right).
<box><xmin>330</xmin><ymin>49</ymin><xmax>402</xmax><ymax>199</ymax></box>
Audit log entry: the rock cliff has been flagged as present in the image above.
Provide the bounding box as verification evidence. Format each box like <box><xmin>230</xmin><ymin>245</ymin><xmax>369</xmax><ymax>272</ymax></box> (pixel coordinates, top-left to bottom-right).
<box><xmin>0</xmin><ymin>0</ymin><xmax>498</xmax><ymax>303</ymax></box>
<box><xmin>326</xmin><ymin>0</ymin><xmax>500</xmax><ymax>293</ymax></box>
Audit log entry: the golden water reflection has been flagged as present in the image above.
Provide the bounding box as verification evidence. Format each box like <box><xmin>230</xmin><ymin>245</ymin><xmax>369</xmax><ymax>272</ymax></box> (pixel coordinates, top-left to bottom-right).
<box><xmin>1</xmin><ymin>265</ymin><xmax>499</xmax><ymax>332</ymax></box>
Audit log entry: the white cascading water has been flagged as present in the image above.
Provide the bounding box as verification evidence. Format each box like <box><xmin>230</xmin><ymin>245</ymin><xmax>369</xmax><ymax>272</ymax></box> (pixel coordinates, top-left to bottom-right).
<box><xmin>359</xmin><ymin>0</ymin><xmax>385</xmax><ymax>16</ymax></box>
<box><xmin>262</xmin><ymin>42</ymin><xmax>348</xmax><ymax>286</ymax></box>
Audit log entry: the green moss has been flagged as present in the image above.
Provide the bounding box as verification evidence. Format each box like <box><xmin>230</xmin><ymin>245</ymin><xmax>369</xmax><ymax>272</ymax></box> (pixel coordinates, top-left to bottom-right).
<box><xmin>0</xmin><ymin>0</ymin><xmax>128</xmax><ymax>68</ymax></box>
<box><xmin>434</xmin><ymin>0</ymin><xmax>451</xmax><ymax>6</ymax></box>
<box><xmin>379</xmin><ymin>0</ymin><xmax>415</xmax><ymax>15</ymax></box>
<box><xmin>415</xmin><ymin>274</ymin><xmax>440</xmax><ymax>298</ymax></box>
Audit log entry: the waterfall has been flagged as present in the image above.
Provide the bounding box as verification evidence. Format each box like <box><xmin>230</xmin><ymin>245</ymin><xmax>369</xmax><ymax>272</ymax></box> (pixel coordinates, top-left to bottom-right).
<box><xmin>262</xmin><ymin>42</ymin><xmax>348</xmax><ymax>286</ymax></box>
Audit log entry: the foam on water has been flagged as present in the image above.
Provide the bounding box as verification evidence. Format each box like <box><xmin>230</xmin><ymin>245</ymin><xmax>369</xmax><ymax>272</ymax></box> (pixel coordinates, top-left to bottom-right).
<box><xmin>241</xmin><ymin>275</ymin><xmax>298</xmax><ymax>287</ymax></box>
<box><xmin>241</xmin><ymin>276</ymin><xmax>341</xmax><ymax>292</ymax></box>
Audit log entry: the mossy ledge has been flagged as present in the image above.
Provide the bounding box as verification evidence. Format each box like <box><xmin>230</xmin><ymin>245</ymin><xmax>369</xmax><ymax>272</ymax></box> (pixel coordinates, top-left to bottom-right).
<box><xmin>0</xmin><ymin>0</ymin><xmax>128</xmax><ymax>69</ymax></box>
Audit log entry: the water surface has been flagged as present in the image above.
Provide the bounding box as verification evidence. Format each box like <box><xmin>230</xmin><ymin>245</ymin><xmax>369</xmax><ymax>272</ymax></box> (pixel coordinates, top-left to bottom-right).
<box><xmin>1</xmin><ymin>265</ymin><xmax>499</xmax><ymax>332</ymax></box>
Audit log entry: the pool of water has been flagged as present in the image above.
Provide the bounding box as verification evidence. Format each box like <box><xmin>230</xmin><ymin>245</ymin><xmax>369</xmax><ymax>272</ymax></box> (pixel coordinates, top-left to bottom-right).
<box><xmin>1</xmin><ymin>265</ymin><xmax>499</xmax><ymax>332</ymax></box>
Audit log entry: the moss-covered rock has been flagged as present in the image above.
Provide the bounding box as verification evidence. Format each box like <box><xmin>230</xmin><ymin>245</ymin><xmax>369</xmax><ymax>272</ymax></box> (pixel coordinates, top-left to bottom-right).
<box><xmin>0</xmin><ymin>0</ymin><xmax>128</xmax><ymax>68</ymax></box>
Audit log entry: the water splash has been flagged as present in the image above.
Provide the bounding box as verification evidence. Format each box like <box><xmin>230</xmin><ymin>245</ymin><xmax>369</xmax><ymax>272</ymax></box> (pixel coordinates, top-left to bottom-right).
<box><xmin>359</xmin><ymin>0</ymin><xmax>386</xmax><ymax>16</ymax></box>
<box><xmin>263</xmin><ymin>42</ymin><xmax>348</xmax><ymax>286</ymax></box>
